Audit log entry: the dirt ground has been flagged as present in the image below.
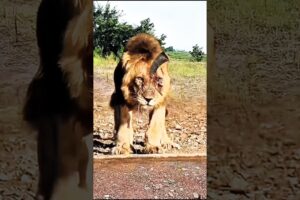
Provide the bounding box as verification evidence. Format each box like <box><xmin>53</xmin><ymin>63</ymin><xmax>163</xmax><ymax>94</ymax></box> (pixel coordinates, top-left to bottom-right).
<box><xmin>208</xmin><ymin>2</ymin><xmax>300</xmax><ymax>199</ymax></box>
<box><xmin>0</xmin><ymin>1</ymin><xmax>40</xmax><ymax>199</ymax></box>
<box><xmin>93</xmin><ymin>67</ymin><xmax>207</xmax><ymax>156</ymax></box>
<box><xmin>94</xmin><ymin>157</ymin><xmax>206</xmax><ymax>199</ymax></box>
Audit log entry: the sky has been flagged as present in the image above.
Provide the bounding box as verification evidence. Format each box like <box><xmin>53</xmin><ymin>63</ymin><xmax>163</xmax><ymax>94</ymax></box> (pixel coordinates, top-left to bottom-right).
<box><xmin>95</xmin><ymin>1</ymin><xmax>207</xmax><ymax>53</ymax></box>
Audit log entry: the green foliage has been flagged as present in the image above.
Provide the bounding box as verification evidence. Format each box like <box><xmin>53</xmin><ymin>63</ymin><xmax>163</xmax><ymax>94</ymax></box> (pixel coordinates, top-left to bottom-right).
<box><xmin>189</xmin><ymin>44</ymin><xmax>204</xmax><ymax>62</ymax></box>
<box><xmin>93</xmin><ymin>4</ymin><xmax>134</xmax><ymax>58</ymax></box>
<box><xmin>93</xmin><ymin>3</ymin><xmax>167</xmax><ymax>58</ymax></box>
<box><xmin>133</xmin><ymin>18</ymin><xmax>154</xmax><ymax>35</ymax></box>
<box><xmin>165</xmin><ymin>46</ymin><xmax>175</xmax><ymax>52</ymax></box>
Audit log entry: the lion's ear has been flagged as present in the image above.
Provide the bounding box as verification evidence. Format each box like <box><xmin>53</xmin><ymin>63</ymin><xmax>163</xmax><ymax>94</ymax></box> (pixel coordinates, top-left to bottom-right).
<box><xmin>150</xmin><ymin>52</ymin><xmax>169</xmax><ymax>75</ymax></box>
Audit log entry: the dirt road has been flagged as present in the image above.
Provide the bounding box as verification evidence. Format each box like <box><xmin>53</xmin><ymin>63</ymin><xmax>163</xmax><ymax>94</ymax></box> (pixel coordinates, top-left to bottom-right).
<box><xmin>93</xmin><ymin>156</ymin><xmax>206</xmax><ymax>199</ymax></box>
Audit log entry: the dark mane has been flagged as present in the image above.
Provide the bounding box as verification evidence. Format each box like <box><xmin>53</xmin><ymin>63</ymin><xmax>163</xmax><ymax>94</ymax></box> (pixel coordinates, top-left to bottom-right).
<box><xmin>125</xmin><ymin>33</ymin><xmax>162</xmax><ymax>61</ymax></box>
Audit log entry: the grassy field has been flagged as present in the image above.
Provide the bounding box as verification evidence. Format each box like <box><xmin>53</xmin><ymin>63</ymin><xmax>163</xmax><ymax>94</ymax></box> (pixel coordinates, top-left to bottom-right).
<box><xmin>166</xmin><ymin>51</ymin><xmax>192</xmax><ymax>61</ymax></box>
<box><xmin>166</xmin><ymin>51</ymin><xmax>207</xmax><ymax>62</ymax></box>
<box><xmin>93</xmin><ymin>53</ymin><xmax>206</xmax><ymax>79</ymax></box>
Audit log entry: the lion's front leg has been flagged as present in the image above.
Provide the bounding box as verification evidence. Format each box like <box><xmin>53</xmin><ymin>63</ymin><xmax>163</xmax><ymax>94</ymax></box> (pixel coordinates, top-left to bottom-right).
<box><xmin>145</xmin><ymin>105</ymin><xmax>180</xmax><ymax>153</ymax></box>
<box><xmin>112</xmin><ymin>105</ymin><xmax>134</xmax><ymax>154</ymax></box>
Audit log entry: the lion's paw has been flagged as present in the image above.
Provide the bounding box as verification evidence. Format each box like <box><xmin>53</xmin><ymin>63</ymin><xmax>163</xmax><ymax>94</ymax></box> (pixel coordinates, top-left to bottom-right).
<box><xmin>111</xmin><ymin>143</ymin><xmax>133</xmax><ymax>155</ymax></box>
<box><xmin>144</xmin><ymin>144</ymin><xmax>162</xmax><ymax>154</ymax></box>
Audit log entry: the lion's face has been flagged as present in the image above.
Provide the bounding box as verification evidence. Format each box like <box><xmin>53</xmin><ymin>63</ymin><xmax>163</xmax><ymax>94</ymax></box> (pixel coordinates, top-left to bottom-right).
<box><xmin>121</xmin><ymin>54</ymin><xmax>170</xmax><ymax>109</ymax></box>
<box><xmin>111</xmin><ymin>34</ymin><xmax>170</xmax><ymax>110</ymax></box>
<box><xmin>131</xmin><ymin>66</ymin><xmax>164</xmax><ymax>108</ymax></box>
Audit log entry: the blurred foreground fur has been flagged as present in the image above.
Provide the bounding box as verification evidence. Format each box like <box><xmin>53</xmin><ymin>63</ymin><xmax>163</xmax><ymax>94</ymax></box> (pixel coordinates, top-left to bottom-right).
<box><xmin>23</xmin><ymin>0</ymin><xmax>93</xmax><ymax>199</ymax></box>
<box><xmin>110</xmin><ymin>33</ymin><xmax>180</xmax><ymax>154</ymax></box>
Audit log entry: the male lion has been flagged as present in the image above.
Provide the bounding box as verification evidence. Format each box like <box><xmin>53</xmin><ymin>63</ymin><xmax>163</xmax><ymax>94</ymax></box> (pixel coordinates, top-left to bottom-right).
<box><xmin>110</xmin><ymin>33</ymin><xmax>180</xmax><ymax>154</ymax></box>
<box><xmin>23</xmin><ymin>0</ymin><xmax>93</xmax><ymax>199</ymax></box>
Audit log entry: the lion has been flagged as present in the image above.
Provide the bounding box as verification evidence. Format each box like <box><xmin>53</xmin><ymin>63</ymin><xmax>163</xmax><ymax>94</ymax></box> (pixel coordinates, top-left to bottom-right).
<box><xmin>110</xmin><ymin>33</ymin><xmax>180</xmax><ymax>154</ymax></box>
<box><xmin>23</xmin><ymin>0</ymin><xmax>93</xmax><ymax>199</ymax></box>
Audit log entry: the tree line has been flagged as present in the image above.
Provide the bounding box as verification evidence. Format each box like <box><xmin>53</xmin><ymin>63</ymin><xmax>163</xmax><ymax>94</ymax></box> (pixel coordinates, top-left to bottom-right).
<box><xmin>94</xmin><ymin>3</ymin><xmax>204</xmax><ymax>62</ymax></box>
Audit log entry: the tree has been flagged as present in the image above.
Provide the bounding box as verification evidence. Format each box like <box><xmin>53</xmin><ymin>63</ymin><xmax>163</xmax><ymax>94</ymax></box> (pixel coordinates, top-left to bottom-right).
<box><xmin>93</xmin><ymin>4</ymin><xmax>134</xmax><ymax>57</ymax></box>
<box><xmin>165</xmin><ymin>46</ymin><xmax>175</xmax><ymax>52</ymax></box>
<box><xmin>189</xmin><ymin>44</ymin><xmax>204</xmax><ymax>62</ymax></box>
<box><xmin>134</xmin><ymin>18</ymin><xmax>155</xmax><ymax>35</ymax></box>
<box><xmin>93</xmin><ymin>4</ymin><xmax>167</xmax><ymax>58</ymax></box>
<box><xmin>133</xmin><ymin>18</ymin><xmax>166</xmax><ymax>47</ymax></box>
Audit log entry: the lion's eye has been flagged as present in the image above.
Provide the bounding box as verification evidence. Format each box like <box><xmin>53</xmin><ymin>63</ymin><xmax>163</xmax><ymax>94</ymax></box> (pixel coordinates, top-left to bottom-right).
<box><xmin>135</xmin><ymin>77</ymin><xmax>144</xmax><ymax>85</ymax></box>
<box><xmin>157</xmin><ymin>77</ymin><xmax>163</xmax><ymax>86</ymax></box>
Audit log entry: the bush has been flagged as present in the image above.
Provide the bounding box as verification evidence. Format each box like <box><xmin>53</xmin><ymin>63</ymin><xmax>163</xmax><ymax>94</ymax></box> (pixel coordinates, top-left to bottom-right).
<box><xmin>189</xmin><ymin>44</ymin><xmax>204</xmax><ymax>62</ymax></box>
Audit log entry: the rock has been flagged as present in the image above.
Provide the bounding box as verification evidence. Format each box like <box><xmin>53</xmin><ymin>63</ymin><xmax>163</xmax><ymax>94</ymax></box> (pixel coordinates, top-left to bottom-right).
<box><xmin>168</xmin><ymin>192</ymin><xmax>174</xmax><ymax>197</ymax></box>
<box><xmin>229</xmin><ymin>176</ymin><xmax>248</xmax><ymax>191</ymax></box>
<box><xmin>144</xmin><ymin>186</ymin><xmax>150</xmax><ymax>190</ymax></box>
<box><xmin>180</xmin><ymin>133</ymin><xmax>188</xmax><ymax>140</ymax></box>
<box><xmin>154</xmin><ymin>184</ymin><xmax>163</xmax><ymax>190</ymax></box>
<box><xmin>175</xmin><ymin>124</ymin><xmax>182</xmax><ymax>130</ymax></box>
<box><xmin>283</xmin><ymin>138</ymin><xmax>296</xmax><ymax>146</ymax></box>
<box><xmin>21</xmin><ymin>174</ymin><xmax>32</xmax><ymax>183</ymax></box>
<box><xmin>168</xmin><ymin>179</ymin><xmax>176</xmax><ymax>184</ymax></box>
<box><xmin>293</xmin><ymin>149</ymin><xmax>300</xmax><ymax>160</ymax></box>
<box><xmin>193</xmin><ymin>192</ymin><xmax>199</xmax><ymax>199</ymax></box>
<box><xmin>260</xmin><ymin>123</ymin><xmax>273</xmax><ymax>129</ymax></box>
<box><xmin>103</xmin><ymin>194</ymin><xmax>110</xmax><ymax>199</ymax></box>
<box><xmin>0</xmin><ymin>174</ymin><xmax>10</xmax><ymax>181</ymax></box>
<box><xmin>288</xmin><ymin>177</ymin><xmax>298</xmax><ymax>186</ymax></box>
<box><xmin>254</xmin><ymin>192</ymin><xmax>267</xmax><ymax>200</ymax></box>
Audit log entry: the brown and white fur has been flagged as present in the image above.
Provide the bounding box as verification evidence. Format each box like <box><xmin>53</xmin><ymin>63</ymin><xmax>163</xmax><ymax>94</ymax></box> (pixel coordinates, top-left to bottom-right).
<box><xmin>110</xmin><ymin>33</ymin><xmax>180</xmax><ymax>154</ymax></box>
<box><xmin>23</xmin><ymin>0</ymin><xmax>93</xmax><ymax>199</ymax></box>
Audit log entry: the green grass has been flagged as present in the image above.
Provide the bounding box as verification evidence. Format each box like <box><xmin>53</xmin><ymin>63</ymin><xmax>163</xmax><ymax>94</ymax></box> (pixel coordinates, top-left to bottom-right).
<box><xmin>169</xmin><ymin>60</ymin><xmax>206</xmax><ymax>78</ymax></box>
<box><xmin>166</xmin><ymin>51</ymin><xmax>192</xmax><ymax>61</ymax></box>
<box><xmin>93</xmin><ymin>53</ymin><xmax>116</xmax><ymax>68</ymax></box>
<box><xmin>94</xmin><ymin>53</ymin><xmax>206</xmax><ymax>78</ymax></box>
<box><xmin>166</xmin><ymin>51</ymin><xmax>207</xmax><ymax>62</ymax></box>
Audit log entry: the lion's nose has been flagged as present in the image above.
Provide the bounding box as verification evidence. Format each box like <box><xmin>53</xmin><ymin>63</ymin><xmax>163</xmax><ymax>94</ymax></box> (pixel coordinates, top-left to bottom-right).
<box><xmin>144</xmin><ymin>97</ymin><xmax>152</xmax><ymax>103</ymax></box>
<box><xmin>143</xmin><ymin>88</ymin><xmax>155</xmax><ymax>101</ymax></box>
